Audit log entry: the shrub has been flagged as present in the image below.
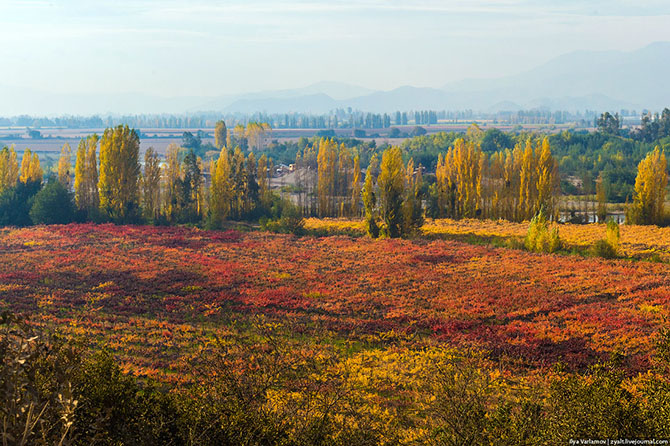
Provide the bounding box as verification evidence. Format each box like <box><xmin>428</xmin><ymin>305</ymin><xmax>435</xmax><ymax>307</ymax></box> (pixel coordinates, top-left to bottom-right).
<box><xmin>590</xmin><ymin>219</ymin><xmax>620</xmax><ymax>259</ymax></box>
<box><xmin>0</xmin><ymin>312</ymin><xmax>79</xmax><ymax>445</ymax></box>
<box><xmin>525</xmin><ymin>209</ymin><xmax>561</xmax><ymax>253</ymax></box>
<box><xmin>545</xmin><ymin>361</ymin><xmax>646</xmax><ymax>443</ymax></box>
<box><xmin>590</xmin><ymin>239</ymin><xmax>618</xmax><ymax>259</ymax></box>
<box><xmin>29</xmin><ymin>180</ymin><xmax>76</xmax><ymax>225</ymax></box>
<box><xmin>606</xmin><ymin>218</ymin><xmax>620</xmax><ymax>251</ymax></box>
<box><xmin>261</xmin><ymin>200</ymin><xmax>305</xmax><ymax>236</ymax></box>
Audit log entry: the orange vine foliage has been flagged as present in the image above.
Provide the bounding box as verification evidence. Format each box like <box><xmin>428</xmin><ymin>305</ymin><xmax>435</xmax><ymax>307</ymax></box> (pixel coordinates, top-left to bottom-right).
<box><xmin>0</xmin><ymin>223</ymin><xmax>669</xmax><ymax>382</ymax></box>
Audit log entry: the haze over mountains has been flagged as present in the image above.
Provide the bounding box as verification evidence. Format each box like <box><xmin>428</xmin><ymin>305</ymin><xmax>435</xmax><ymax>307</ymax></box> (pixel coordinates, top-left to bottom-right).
<box><xmin>2</xmin><ymin>42</ymin><xmax>669</xmax><ymax>116</ymax></box>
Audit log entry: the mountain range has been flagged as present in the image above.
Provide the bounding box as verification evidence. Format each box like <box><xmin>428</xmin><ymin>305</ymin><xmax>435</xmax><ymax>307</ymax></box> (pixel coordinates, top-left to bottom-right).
<box><xmin>2</xmin><ymin>42</ymin><xmax>669</xmax><ymax>116</ymax></box>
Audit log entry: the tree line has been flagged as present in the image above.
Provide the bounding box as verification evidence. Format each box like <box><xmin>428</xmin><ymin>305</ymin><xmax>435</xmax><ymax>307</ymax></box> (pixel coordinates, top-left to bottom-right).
<box><xmin>1</xmin><ymin>120</ymin><xmax>668</xmax><ymax>233</ymax></box>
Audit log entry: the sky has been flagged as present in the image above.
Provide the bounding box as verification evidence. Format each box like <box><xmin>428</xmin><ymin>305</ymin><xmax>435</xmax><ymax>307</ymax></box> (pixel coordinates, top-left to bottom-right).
<box><xmin>1</xmin><ymin>0</ymin><xmax>670</xmax><ymax>98</ymax></box>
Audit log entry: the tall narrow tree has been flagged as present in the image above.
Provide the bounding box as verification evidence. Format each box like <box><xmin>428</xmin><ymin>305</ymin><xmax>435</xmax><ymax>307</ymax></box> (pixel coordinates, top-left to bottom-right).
<box><xmin>98</xmin><ymin>125</ymin><xmax>141</xmax><ymax>222</ymax></box>
<box><xmin>209</xmin><ymin>147</ymin><xmax>232</xmax><ymax>226</ymax></box>
<box><xmin>142</xmin><ymin>148</ymin><xmax>162</xmax><ymax>222</ymax></box>
<box><xmin>0</xmin><ymin>146</ymin><xmax>19</xmax><ymax>193</ymax></box>
<box><xmin>630</xmin><ymin>146</ymin><xmax>668</xmax><ymax>225</ymax></box>
<box><xmin>57</xmin><ymin>143</ymin><xmax>72</xmax><ymax>189</ymax></box>
<box><xmin>377</xmin><ymin>147</ymin><xmax>405</xmax><ymax>238</ymax></box>
<box><xmin>214</xmin><ymin>120</ymin><xmax>228</xmax><ymax>150</ymax></box>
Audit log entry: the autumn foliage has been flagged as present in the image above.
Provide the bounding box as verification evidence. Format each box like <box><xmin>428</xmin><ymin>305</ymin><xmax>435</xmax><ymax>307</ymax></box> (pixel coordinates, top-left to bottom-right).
<box><xmin>3</xmin><ymin>224</ymin><xmax>670</xmax><ymax>443</ymax></box>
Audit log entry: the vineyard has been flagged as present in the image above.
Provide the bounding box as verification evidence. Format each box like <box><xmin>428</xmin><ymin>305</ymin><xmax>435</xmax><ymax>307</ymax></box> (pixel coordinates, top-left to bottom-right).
<box><xmin>2</xmin><ymin>223</ymin><xmax>670</xmax><ymax>443</ymax></box>
<box><xmin>1</xmin><ymin>223</ymin><xmax>669</xmax><ymax>374</ymax></box>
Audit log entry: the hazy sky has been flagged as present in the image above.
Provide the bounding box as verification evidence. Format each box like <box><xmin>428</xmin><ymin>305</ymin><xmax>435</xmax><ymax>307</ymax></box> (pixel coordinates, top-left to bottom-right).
<box><xmin>1</xmin><ymin>0</ymin><xmax>670</xmax><ymax>97</ymax></box>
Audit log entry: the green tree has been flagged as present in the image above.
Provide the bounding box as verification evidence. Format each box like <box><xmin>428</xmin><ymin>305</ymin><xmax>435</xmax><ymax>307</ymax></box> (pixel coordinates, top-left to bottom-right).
<box><xmin>181</xmin><ymin>148</ymin><xmax>203</xmax><ymax>221</ymax></box>
<box><xmin>29</xmin><ymin>180</ymin><xmax>76</xmax><ymax>225</ymax></box>
<box><xmin>0</xmin><ymin>181</ymin><xmax>41</xmax><ymax>226</ymax></box>
<box><xmin>214</xmin><ymin>120</ymin><xmax>228</xmax><ymax>150</ymax></box>
<box><xmin>597</xmin><ymin>112</ymin><xmax>620</xmax><ymax>136</ymax></box>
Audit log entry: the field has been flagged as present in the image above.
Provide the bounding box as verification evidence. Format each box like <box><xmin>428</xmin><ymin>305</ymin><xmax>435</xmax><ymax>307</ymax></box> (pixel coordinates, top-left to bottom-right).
<box><xmin>2</xmin><ymin>222</ymin><xmax>669</xmax><ymax>378</ymax></box>
<box><xmin>3</xmin><ymin>222</ymin><xmax>670</xmax><ymax>442</ymax></box>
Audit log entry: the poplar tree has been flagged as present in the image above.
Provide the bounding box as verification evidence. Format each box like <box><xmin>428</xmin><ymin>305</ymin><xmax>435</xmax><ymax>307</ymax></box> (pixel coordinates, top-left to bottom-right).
<box><xmin>74</xmin><ymin>139</ymin><xmax>86</xmax><ymax>210</ymax></box>
<box><xmin>535</xmin><ymin>137</ymin><xmax>557</xmax><ymax>219</ymax></box>
<box><xmin>317</xmin><ymin>138</ymin><xmax>338</xmax><ymax>217</ymax></box>
<box><xmin>98</xmin><ymin>125</ymin><xmax>140</xmax><ymax>222</ymax></box>
<box><xmin>402</xmin><ymin>159</ymin><xmax>423</xmax><ymax>235</ymax></box>
<box><xmin>0</xmin><ymin>146</ymin><xmax>19</xmax><ymax>193</ymax></box>
<box><xmin>214</xmin><ymin>120</ymin><xmax>227</xmax><ymax>150</ymax></box>
<box><xmin>596</xmin><ymin>174</ymin><xmax>607</xmax><ymax>223</ymax></box>
<box><xmin>19</xmin><ymin>150</ymin><xmax>42</xmax><ymax>184</ymax></box>
<box><xmin>377</xmin><ymin>146</ymin><xmax>405</xmax><ymax>238</ymax></box>
<box><xmin>209</xmin><ymin>147</ymin><xmax>232</xmax><ymax>227</ymax></box>
<box><xmin>362</xmin><ymin>154</ymin><xmax>380</xmax><ymax>238</ymax></box>
<box><xmin>230</xmin><ymin>147</ymin><xmax>246</xmax><ymax>219</ymax></box>
<box><xmin>163</xmin><ymin>143</ymin><xmax>182</xmax><ymax>221</ymax></box>
<box><xmin>519</xmin><ymin>139</ymin><xmax>536</xmax><ymax>221</ymax></box>
<box><xmin>453</xmin><ymin>138</ymin><xmax>482</xmax><ymax>218</ymax></box>
<box><xmin>350</xmin><ymin>154</ymin><xmax>361</xmax><ymax>217</ymax></box>
<box><xmin>245</xmin><ymin>152</ymin><xmax>259</xmax><ymax>217</ymax></box>
<box><xmin>57</xmin><ymin>143</ymin><xmax>72</xmax><ymax>189</ymax></box>
<box><xmin>142</xmin><ymin>148</ymin><xmax>162</xmax><ymax>222</ymax></box>
<box><xmin>257</xmin><ymin>154</ymin><xmax>271</xmax><ymax>211</ymax></box>
<box><xmin>630</xmin><ymin>146</ymin><xmax>668</xmax><ymax>225</ymax></box>
<box><xmin>73</xmin><ymin>135</ymin><xmax>99</xmax><ymax>217</ymax></box>
<box><xmin>182</xmin><ymin>148</ymin><xmax>203</xmax><ymax>220</ymax></box>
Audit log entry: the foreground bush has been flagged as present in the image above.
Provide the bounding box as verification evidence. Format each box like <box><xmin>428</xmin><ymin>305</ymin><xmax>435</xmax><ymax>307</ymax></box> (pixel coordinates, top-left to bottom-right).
<box><xmin>3</xmin><ymin>313</ymin><xmax>670</xmax><ymax>445</ymax></box>
<box><xmin>524</xmin><ymin>209</ymin><xmax>561</xmax><ymax>253</ymax></box>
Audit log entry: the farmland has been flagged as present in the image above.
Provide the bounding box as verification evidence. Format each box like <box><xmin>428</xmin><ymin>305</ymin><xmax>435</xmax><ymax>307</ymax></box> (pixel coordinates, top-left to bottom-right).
<box><xmin>2</xmin><ymin>222</ymin><xmax>669</xmax><ymax>376</ymax></box>
<box><xmin>3</xmin><ymin>223</ymin><xmax>670</xmax><ymax>443</ymax></box>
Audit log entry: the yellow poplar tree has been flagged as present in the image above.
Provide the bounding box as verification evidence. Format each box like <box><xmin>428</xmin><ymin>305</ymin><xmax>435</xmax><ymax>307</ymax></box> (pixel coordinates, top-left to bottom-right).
<box><xmin>377</xmin><ymin>146</ymin><xmax>405</xmax><ymax>238</ymax></box>
<box><xmin>19</xmin><ymin>149</ymin><xmax>42</xmax><ymax>184</ymax></box>
<box><xmin>98</xmin><ymin>125</ymin><xmax>141</xmax><ymax>222</ymax></box>
<box><xmin>142</xmin><ymin>148</ymin><xmax>162</xmax><ymax>221</ymax></box>
<box><xmin>0</xmin><ymin>146</ymin><xmax>19</xmax><ymax>193</ymax></box>
<box><xmin>452</xmin><ymin>138</ymin><xmax>482</xmax><ymax>218</ymax></box>
<box><xmin>631</xmin><ymin>146</ymin><xmax>668</xmax><ymax>225</ymax></box>
<box><xmin>317</xmin><ymin>138</ymin><xmax>338</xmax><ymax>217</ymax></box>
<box><xmin>57</xmin><ymin>143</ymin><xmax>72</xmax><ymax>189</ymax></box>
<box><xmin>85</xmin><ymin>135</ymin><xmax>100</xmax><ymax>211</ymax></box>
<box><xmin>535</xmin><ymin>137</ymin><xmax>556</xmax><ymax>219</ymax></box>
<box><xmin>209</xmin><ymin>147</ymin><xmax>232</xmax><ymax>226</ymax></box>
<box><xmin>362</xmin><ymin>154</ymin><xmax>379</xmax><ymax>237</ymax></box>
<box><xmin>519</xmin><ymin>139</ymin><xmax>536</xmax><ymax>221</ymax></box>
<box><xmin>350</xmin><ymin>154</ymin><xmax>361</xmax><ymax>217</ymax></box>
<box><xmin>163</xmin><ymin>143</ymin><xmax>182</xmax><ymax>221</ymax></box>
